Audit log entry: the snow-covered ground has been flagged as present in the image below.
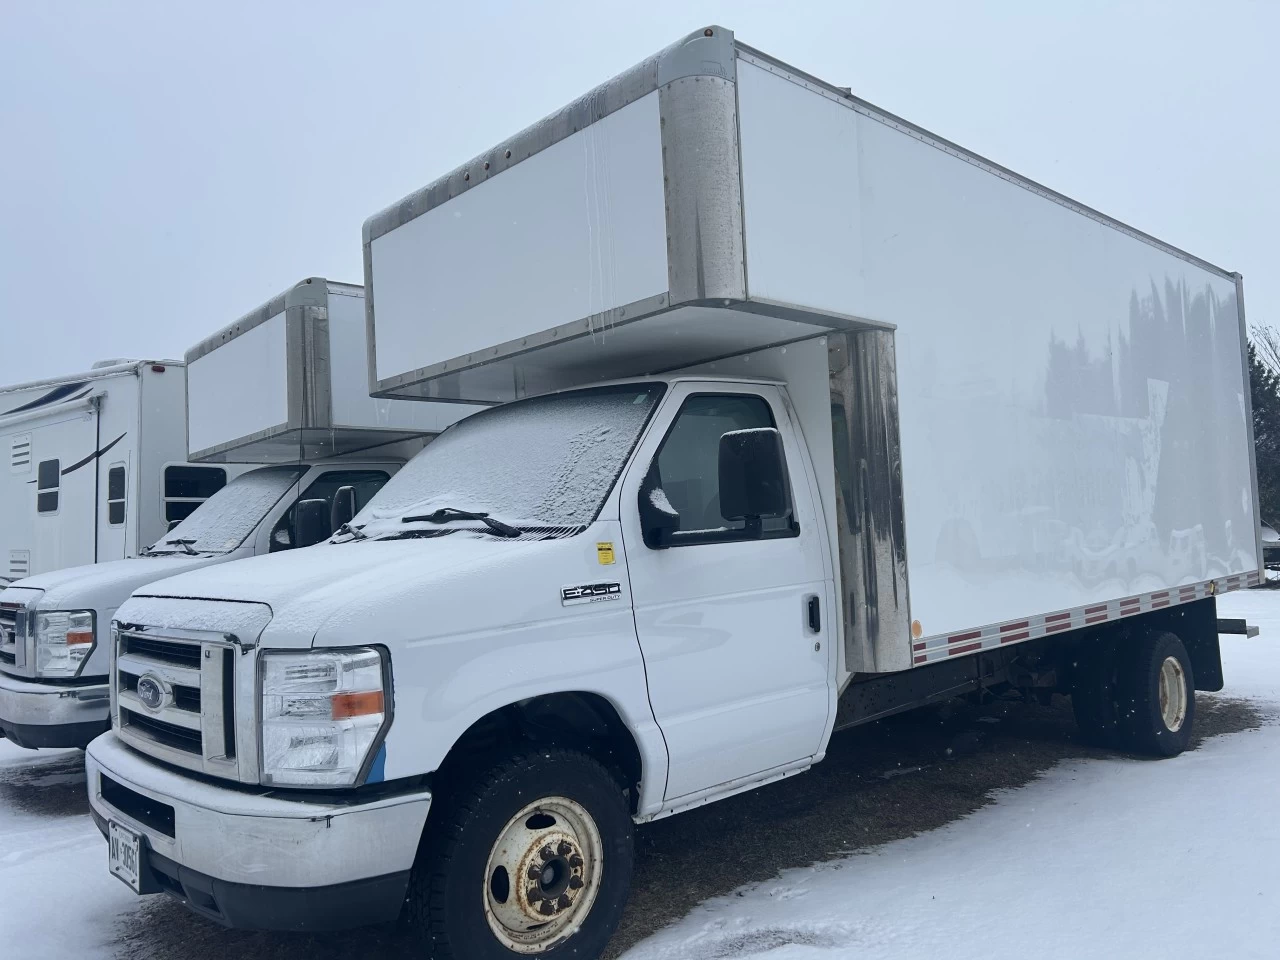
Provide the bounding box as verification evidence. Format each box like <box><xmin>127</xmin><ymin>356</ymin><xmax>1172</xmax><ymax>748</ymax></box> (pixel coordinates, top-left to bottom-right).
<box><xmin>0</xmin><ymin>591</ymin><xmax>1276</xmax><ymax>959</ymax></box>
<box><xmin>622</xmin><ymin>590</ymin><xmax>1280</xmax><ymax>960</ymax></box>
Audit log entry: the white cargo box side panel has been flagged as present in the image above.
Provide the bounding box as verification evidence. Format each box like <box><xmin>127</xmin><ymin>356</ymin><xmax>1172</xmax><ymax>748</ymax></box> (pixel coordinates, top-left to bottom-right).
<box><xmin>736</xmin><ymin>57</ymin><xmax>1257</xmax><ymax>639</ymax></box>
<box><xmin>369</xmin><ymin>91</ymin><xmax>668</xmax><ymax>386</ymax></box>
<box><xmin>327</xmin><ymin>288</ymin><xmax>478</xmax><ymax>434</ymax></box>
<box><xmin>187</xmin><ymin>312</ymin><xmax>288</xmax><ymax>456</ymax></box>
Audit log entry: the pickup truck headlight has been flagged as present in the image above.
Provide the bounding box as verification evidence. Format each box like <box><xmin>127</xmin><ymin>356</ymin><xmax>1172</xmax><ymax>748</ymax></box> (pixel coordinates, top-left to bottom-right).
<box><xmin>34</xmin><ymin>610</ymin><xmax>95</xmax><ymax>678</ymax></box>
<box><xmin>260</xmin><ymin>648</ymin><xmax>389</xmax><ymax>786</ymax></box>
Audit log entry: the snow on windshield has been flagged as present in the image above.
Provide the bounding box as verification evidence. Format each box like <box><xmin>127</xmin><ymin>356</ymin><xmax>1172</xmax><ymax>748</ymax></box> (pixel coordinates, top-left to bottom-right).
<box><xmin>357</xmin><ymin>384</ymin><xmax>664</xmax><ymax>532</ymax></box>
<box><xmin>153</xmin><ymin>465</ymin><xmax>306</xmax><ymax>554</ymax></box>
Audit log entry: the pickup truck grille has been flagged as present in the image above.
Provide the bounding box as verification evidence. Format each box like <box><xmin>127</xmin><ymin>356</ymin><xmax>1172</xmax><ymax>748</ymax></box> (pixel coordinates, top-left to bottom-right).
<box><xmin>114</xmin><ymin>628</ymin><xmax>245</xmax><ymax>780</ymax></box>
<box><xmin>0</xmin><ymin>602</ymin><xmax>26</xmax><ymax>668</ymax></box>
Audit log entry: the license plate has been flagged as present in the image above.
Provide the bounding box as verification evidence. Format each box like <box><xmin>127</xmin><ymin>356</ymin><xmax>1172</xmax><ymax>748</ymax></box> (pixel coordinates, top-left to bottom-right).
<box><xmin>108</xmin><ymin>821</ymin><xmax>142</xmax><ymax>893</ymax></box>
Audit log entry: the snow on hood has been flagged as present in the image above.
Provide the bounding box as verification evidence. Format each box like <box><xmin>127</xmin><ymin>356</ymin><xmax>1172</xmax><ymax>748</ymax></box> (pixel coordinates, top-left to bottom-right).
<box><xmin>3</xmin><ymin>554</ymin><xmax>219</xmax><ymax>611</ymax></box>
<box><xmin>133</xmin><ymin>539</ymin><xmax>505</xmax><ymax>607</ymax></box>
<box><xmin>132</xmin><ymin>532</ymin><xmax>606</xmax><ymax>649</ymax></box>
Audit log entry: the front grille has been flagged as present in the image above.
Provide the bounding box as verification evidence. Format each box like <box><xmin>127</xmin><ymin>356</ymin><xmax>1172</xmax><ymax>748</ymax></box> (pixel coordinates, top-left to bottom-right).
<box><xmin>120</xmin><ymin>633</ymin><xmax>201</xmax><ymax>668</ymax></box>
<box><xmin>114</xmin><ymin>627</ymin><xmax>243</xmax><ymax>779</ymax></box>
<box><xmin>121</xmin><ymin>709</ymin><xmax>204</xmax><ymax>753</ymax></box>
<box><xmin>0</xmin><ymin>602</ymin><xmax>25</xmax><ymax>668</ymax></box>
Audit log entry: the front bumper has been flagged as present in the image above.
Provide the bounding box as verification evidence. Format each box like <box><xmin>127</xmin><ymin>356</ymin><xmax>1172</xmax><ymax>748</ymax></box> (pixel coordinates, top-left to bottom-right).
<box><xmin>0</xmin><ymin>671</ymin><xmax>109</xmax><ymax>748</ymax></box>
<box><xmin>85</xmin><ymin>732</ymin><xmax>433</xmax><ymax>931</ymax></box>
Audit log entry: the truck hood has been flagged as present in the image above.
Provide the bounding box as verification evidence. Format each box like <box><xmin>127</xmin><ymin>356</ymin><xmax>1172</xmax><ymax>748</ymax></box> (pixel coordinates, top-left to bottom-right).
<box><xmin>3</xmin><ymin>554</ymin><xmax>223</xmax><ymax>612</ymax></box>
<box><xmin>132</xmin><ymin>533</ymin><xmax>615</xmax><ymax>649</ymax></box>
<box><xmin>135</xmin><ymin>538</ymin><xmax>538</xmax><ymax>609</ymax></box>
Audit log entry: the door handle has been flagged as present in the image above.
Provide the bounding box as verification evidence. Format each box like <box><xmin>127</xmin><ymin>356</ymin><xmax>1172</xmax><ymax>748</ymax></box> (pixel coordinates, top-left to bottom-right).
<box><xmin>806</xmin><ymin>595</ymin><xmax>821</xmax><ymax>634</ymax></box>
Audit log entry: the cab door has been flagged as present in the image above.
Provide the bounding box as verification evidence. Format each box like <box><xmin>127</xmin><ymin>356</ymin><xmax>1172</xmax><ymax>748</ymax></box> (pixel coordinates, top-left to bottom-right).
<box><xmin>619</xmin><ymin>382</ymin><xmax>833</xmax><ymax>802</ymax></box>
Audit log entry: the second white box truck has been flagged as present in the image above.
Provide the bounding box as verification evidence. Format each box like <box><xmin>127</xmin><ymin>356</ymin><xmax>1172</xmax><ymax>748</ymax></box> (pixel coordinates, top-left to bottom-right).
<box><xmin>0</xmin><ymin>278</ymin><xmax>479</xmax><ymax>748</ymax></box>
<box><xmin>86</xmin><ymin>28</ymin><xmax>1260</xmax><ymax>959</ymax></box>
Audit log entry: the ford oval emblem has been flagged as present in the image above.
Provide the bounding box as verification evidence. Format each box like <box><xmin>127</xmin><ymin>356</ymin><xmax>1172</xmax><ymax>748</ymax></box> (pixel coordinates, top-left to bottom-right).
<box><xmin>136</xmin><ymin>675</ymin><xmax>167</xmax><ymax>711</ymax></box>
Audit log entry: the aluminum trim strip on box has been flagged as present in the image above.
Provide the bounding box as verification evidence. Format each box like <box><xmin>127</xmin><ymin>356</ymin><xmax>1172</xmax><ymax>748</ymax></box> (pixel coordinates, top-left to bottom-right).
<box><xmin>910</xmin><ymin>572</ymin><xmax>1261</xmax><ymax>666</ymax></box>
<box><xmin>1234</xmin><ymin>273</ymin><xmax>1264</xmax><ymax>572</ymax></box>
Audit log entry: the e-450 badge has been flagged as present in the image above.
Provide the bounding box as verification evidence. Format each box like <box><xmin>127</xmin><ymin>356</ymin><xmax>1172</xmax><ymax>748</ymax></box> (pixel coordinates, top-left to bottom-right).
<box><xmin>561</xmin><ymin>582</ymin><xmax>622</xmax><ymax>606</ymax></box>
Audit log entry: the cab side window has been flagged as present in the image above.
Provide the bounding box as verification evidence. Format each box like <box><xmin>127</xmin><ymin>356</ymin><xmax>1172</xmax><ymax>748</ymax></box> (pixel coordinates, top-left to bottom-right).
<box><xmin>270</xmin><ymin>470</ymin><xmax>391</xmax><ymax>552</ymax></box>
<box><xmin>649</xmin><ymin>394</ymin><xmax>795</xmax><ymax>544</ymax></box>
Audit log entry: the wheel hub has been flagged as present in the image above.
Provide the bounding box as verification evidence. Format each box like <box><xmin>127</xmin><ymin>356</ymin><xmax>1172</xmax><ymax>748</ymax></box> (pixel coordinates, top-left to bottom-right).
<box><xmin>484</xmin><ymin>798</ymin><xmax>602</xmax><ymax>953</ymax></box>
<box><xmin>1158</xmin><ymin>655</ymin><xmax>1188</xmax><ymax>732</ymax></box>
<box><xmin>520</xmin><ymin>832</ymin><xmax>584</xmax><ymax>917</ymax></box>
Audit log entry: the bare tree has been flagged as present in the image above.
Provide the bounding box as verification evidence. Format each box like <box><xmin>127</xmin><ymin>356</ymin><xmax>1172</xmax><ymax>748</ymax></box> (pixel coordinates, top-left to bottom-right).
<box><xmin>1252</xmin><ymin>322</ymin><xmax>1280</xmax><ymax>378</ymax></box>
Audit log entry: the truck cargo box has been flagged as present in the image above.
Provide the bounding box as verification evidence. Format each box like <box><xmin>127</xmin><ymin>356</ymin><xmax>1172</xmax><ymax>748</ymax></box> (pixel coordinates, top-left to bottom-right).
<box><xmin>363</xmin><ymin>27</ymin><xmax>1260</xmax><ymax>672</ymax></box>
<box><xmin>186</xmin><ymin>278</ymin><xmax>482</xmax><ymax>462</ymax></box>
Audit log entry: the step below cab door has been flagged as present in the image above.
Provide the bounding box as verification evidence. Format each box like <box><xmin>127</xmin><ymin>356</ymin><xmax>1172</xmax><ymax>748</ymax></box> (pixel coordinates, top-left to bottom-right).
<box><xmin>619</xmin><ymin>382</ymin><xmax>833</xmax><ymax>802</ymax></box>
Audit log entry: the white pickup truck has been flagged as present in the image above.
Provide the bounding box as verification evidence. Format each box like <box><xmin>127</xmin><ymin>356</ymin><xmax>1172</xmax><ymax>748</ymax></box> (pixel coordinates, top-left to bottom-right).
<box><xmin>2</xmin><ymin>276</ymin><xmax>469</xmax><ymax>749</ymax></box>
<box><xmin>85</xmin><ymin>26</ymin><xmax>1260</xmax><ymax>960</ymax></box>
<box><xmin>0</xmin><ymin>460</ymin><xmax>401</xmax><ymax>747</ymax></box>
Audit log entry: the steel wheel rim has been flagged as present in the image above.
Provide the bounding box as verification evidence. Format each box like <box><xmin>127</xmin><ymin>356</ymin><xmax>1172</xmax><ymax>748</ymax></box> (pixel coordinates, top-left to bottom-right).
<box><xmin>1158</xmin><ymin>656</ymin><xmax>1188</xmax><ymax>732</ymax></box>
<box><xmin>483</xmin><ymin>796</ymin><xmax>603</xmax><ymax>953</ymax></box>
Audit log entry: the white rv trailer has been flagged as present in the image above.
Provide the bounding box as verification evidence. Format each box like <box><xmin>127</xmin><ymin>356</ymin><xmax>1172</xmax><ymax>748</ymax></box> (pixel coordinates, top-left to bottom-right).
<box><xmin>87</xmin><ymin>27</ymin><xmax>1260</xmax><ymax>957</ymax></box>
<box><xmin>0</xmin><ymin>279</ymin><xmax>482</xmax><ymax>748</ymax></box>
<box><xmin>0</xmin><ymin>360</ymin><xmax>235</xmax><ymax>585</ymax></box>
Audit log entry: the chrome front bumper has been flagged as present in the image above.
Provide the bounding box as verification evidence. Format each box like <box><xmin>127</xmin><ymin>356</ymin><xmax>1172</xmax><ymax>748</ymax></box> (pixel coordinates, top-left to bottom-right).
<box><xmin>0</xmin><ymin>671</ymin><xmax>109</xmax><ymax>747</ymax></box>
<box><xmin>86</xmin><ymin>732</ymin><xmax>432</xmax><ymax>923</ymax></box>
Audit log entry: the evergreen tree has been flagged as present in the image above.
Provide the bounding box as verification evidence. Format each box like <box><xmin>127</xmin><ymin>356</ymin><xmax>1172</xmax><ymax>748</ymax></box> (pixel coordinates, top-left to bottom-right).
<box><xmin>1248</xmin><ymin>340</ymin><xmax>1280</xmax><ymax>522</ymax></box>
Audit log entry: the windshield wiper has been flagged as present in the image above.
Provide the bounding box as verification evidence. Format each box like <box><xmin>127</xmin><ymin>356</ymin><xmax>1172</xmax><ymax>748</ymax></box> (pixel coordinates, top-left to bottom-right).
<box><xmin>332</xmin><ymin>523</ymin><xmax>367</xmax><ymax>543</ymax></box>
<box><xmin>163</xmin><ymin>537</ymin><xmax>199</xmax><ymax>556</ymax></box>
<box><xmin>401</xmin><ymin>507</ymin><xmax>522</xmax><ymax>539</ymax></box>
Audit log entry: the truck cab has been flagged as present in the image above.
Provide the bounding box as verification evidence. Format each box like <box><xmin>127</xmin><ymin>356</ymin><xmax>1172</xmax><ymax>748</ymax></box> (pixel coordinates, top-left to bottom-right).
<box><xmin>86</xmin><ymin>374</ymin><xmax>830</xmax><ymax>934</ymax></box>
<box><xmin>0</xmin><ymin>460</ymin><xmax>400</xmax><ymax>748</ymax></box>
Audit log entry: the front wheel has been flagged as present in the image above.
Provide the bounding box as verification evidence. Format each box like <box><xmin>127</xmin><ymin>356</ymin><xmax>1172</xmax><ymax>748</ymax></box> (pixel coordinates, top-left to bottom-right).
<box><xmin>403</xmin><ymin>746</ymin><xmax>634</xmax><ymax>959</ymax></box>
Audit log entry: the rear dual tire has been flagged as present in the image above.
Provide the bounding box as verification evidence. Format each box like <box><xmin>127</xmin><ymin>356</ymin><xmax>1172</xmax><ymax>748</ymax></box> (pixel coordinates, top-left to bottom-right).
<box><xmin>1071</xmin><ymin>630</ymin><xmax>1195</xmax><ymax>757</ymax></box>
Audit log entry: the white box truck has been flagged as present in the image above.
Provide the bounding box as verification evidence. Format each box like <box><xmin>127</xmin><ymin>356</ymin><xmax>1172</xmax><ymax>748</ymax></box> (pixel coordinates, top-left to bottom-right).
<box><xmin>0</xmin><ymin>278</ymin><xmax>479</xmax><ymax>748</ymax></box>
<box><xmin>0</xmin><ymin>359</ymin><xmax>230</xmax><ymax>584</ymax></box>
<box><xmin>85</xmin><ymin>28</ymin><xmax>1260</xmax><ymax>958</ymax></box>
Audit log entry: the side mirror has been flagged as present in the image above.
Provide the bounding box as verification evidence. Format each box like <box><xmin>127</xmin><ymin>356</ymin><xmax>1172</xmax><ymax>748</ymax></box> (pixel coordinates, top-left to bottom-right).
<box><xmin>330</xmin><ymin>485</ymin><xmax>357</xmax><ymax>531</ymax></box>
<box><xmin>166</xmin><ymin>519</ymin><xmax>181</xmax><ymax>533</ymax></box>
<box><xmin>294</xmin><ymin>498</ymin><xmax>332</xmax><ymax>548</ymax></box>
<box><xmin>718</xmin><ymin>428</ymin><xmax>791</xmax><ymax>532</ymax></box>
<box><xmin>637</xmin><ymin>466</ymin><xmax>680</xmax><ymax>549</ymax></box>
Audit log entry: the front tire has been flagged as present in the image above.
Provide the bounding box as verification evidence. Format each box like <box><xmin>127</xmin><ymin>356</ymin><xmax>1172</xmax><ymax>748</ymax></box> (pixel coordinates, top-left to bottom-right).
<box><xmin>403</xmin><ymin>745</ymin><xmax>634</xmax><ymax>959</ymax></box>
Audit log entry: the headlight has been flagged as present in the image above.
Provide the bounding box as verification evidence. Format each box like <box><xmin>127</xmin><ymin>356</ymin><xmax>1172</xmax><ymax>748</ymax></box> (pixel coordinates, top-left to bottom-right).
<box><xmin>260</xmin><ymin>648</ymin><xmax>389</xmax><ymax>786</ymax></box>
<box><xmin>34</xmin><ymin>610</ymin><xmax>95</xmax><ymax>678</ymax></box>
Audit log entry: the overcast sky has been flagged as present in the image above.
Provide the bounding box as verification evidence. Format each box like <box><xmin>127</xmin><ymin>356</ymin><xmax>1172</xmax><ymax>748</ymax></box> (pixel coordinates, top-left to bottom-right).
<box><xmin>1</xmin><ymin>0</ymin><xmax>1276</xmax><ymax>382</ymax></box>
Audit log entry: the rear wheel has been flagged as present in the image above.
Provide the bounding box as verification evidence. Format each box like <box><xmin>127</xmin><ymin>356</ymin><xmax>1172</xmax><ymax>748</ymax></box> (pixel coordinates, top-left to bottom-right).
<box><xmin>403</xmin><ymin>745</ymin><xmax>633</xmax><ymax>959</ymax></box>
<box><xmin>1116</xmin><ymin>631</ymin><xmax>1195</xmax><ymax>757</ymax></box>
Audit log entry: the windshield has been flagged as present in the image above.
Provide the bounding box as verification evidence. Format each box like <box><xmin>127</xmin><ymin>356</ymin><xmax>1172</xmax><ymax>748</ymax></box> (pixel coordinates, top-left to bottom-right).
<box><xmin>353</xmin><ymin>384</ymin><xmax>665</xmax><ymax>538</ymax></box>
<box><xmin>148</xmin><ymin>465</ymin><xmax>307</xmax><ymax>555</ymax></box>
